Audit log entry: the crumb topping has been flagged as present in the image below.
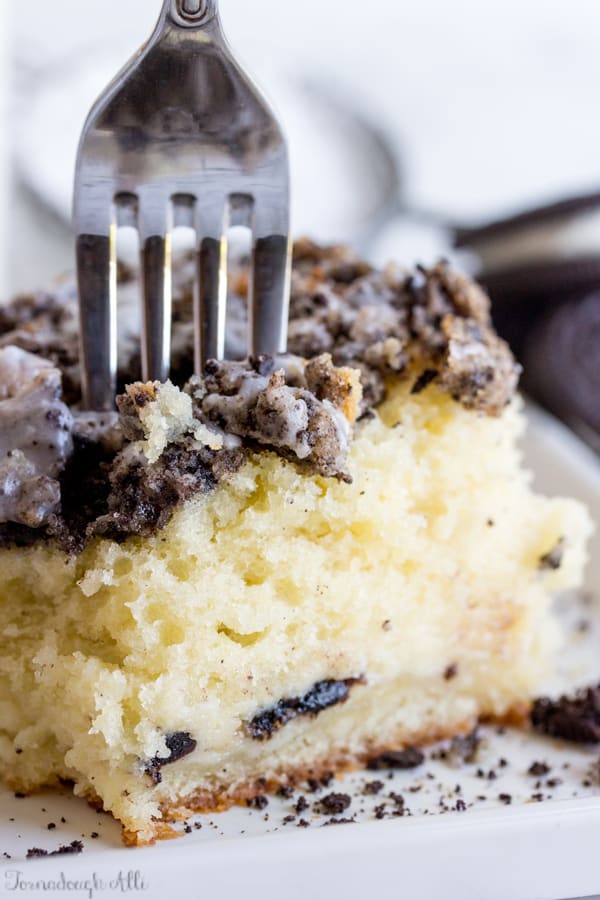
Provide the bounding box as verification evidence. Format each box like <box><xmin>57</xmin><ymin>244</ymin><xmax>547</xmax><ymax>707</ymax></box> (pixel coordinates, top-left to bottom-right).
<box><xmin>188</xmin><ymin>353</ymin><xmax>360</xmax><ymax>481</ymax></box>
<box><xmin>0</xmin><ymin>242</ymin><xmax>520</xmax><ymax>550</ymax></box>
<box><xmin>0</xmin><ymin>346</ymin><xmax>73</xmax><ymax>528</ymax></box>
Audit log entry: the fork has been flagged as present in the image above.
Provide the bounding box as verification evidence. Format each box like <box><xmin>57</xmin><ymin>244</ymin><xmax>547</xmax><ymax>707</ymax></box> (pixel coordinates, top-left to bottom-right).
<box><xmin>74</xmin><ymin>0</ymin><xmax>291</xmax><ymax>411</ymax></box>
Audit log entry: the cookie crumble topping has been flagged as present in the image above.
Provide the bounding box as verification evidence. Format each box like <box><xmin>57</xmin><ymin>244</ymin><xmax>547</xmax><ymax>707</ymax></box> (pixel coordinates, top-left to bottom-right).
<box><xmin>0</xmin><ymin>242</ymin><xmax>520</xmax><ymax>550</ymax></box>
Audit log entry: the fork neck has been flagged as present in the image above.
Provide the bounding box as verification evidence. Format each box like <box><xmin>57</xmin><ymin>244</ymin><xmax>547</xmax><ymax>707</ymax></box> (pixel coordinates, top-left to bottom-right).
<box><xmin>163</xmin><ymin>0</ymin><xmax>219</xmax><ymax>29</ymax></box>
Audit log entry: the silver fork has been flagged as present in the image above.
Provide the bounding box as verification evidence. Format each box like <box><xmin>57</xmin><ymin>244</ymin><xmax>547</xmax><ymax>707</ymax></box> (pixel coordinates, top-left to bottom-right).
<box><xmin>74</xmin><ymin>0</ymin><xmax>291</xmax><ymax>411</ymax></box>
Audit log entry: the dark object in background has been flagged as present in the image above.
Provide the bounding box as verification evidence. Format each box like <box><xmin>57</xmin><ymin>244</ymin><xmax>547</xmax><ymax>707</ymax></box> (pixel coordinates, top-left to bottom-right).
<box><xmin>456</xmin><ymin>195</ymin><xmax>600</xmax><ymax>452</ymax></box>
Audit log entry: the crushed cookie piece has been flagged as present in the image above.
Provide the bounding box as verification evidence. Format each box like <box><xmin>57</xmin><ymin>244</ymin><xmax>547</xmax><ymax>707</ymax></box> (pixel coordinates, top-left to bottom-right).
<box><xmin>362</xmin><ymin>780</ymin><xmax>384</xmax><ymax>796</ymax></box>
<box><xmin>410</xmin><ymin>368</ymin><xmax>438</xmax><ymax>395</ymax></box>
<box><xmin>437</xmin><ymin>315</ymin><xmax>519</xmax><ymax>415</ymax></box>
<box><xmin>0</xmin><ymin>347</ymin><xmax>73</xmax><ymax>529</ymax></box>
<box><xmin>190</xmin><ymin>357</ymin><xmax>357</xmax><ymax>482</ymax></box>
<box><xmin>294</xmin><ymin>796</ymin><xmax>309</xmax><ymax>815</ymax></box>
<box><xmin>26</xmin><ymin>840</ymin><xmax>84</xmax><ymax>859</ymax></box>
<box><xmin>444</xmin><ymin>730</ymin><xmax>481</xmax><ymax>765</ymax></box>
<box><xmin>247</xmin><ymin>677</ymin><xmax>364</xmax><ymax>741</ymax></box>
<box><xmin>531</xmin><ymin>685</ymin><xmax>600</xmax><ymax>743</ymax></box>
<box><xmin>277</xmin><ymin>785</ymin><xmax>295</xmax><ymax>799</ymax></box>
<box><xmin>539</xmin><ymin>538</ymin><xmax>565</xmax><ymax>571</ymax></box>
<box><xmin>443</xmin><ymin>664</ymin><xmax>459</xmax><ymax>681</ymax></box>
<box><xmin>367</xmin><ymin>748</ymin><xmax>425</xmax><ymax>771</ymax></box>
<box><xmin>246</xmin><ymin>795</ymin><xmax>269</xmax><ymax>810</ymax></box>
<box><xmin>388</xmin><ymin>792</ymin><xmax>405</xmax><ymax>809</ymax></box>
<box><xmin>90</xmin><ymin>438</ymin><xmax>247</xmax><ymax>544</ymax></box>
<box><xmin>304</xmin><ymin>354</ymin><xmax>362</xmax><ymax>424</ymax></box>
<box><xmin>144</xmin><ymin>732</ymin><xmax>197</xmax><ymax>785</ymax></box>
<box><xmin>427</xmin><ymin>731</ymin><xmax>482</xmax><ymax>768</ymax></box>
<box><xmin>528</xmin><ymin>761</ymin><xmax>551</xmax><ymax>777</ymax></box>
<box><xmin>315</xmin><ymin>793</ymin><xmax>352</xmax><ymax>815</ymax></box>
<box><xmin>588</xmin><ymin>759</ymin><xmax>600</xmax><ymax>786</ymax></box>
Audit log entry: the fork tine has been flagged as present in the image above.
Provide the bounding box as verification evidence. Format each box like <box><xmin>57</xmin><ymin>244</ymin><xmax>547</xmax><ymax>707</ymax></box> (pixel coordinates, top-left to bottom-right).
<box><xmin>139</xmin><ymin>200</ymin><xmax>173</xmax><ymax>383</ymax></box>
<box><xmin>250</xmin><ymin>202</ymin><xmax>291</xmax><ymax>358</ymax></box>
<box><xmin>76</xmin><ymin>225</ymin><xmax>118</xmax><ymax>412</ymax></box>
<box><xmin>195</xmin><ymin>198</ymin><xmax>227</xmax><ymax>369</ymax></box>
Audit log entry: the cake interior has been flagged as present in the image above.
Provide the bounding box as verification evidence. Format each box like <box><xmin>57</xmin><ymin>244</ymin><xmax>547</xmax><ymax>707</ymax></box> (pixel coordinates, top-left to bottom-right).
<box><xmin>0</xmin><ymin>378</ymin><xmax>590</xmax><ymax>844</ymax></box>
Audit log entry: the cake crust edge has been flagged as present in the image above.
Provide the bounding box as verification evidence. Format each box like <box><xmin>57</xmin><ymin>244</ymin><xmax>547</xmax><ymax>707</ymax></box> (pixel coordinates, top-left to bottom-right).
<box><xmin>124</xmin><ymin>706</ymin><xmax>528</xmax><ymax>845</ymax></box>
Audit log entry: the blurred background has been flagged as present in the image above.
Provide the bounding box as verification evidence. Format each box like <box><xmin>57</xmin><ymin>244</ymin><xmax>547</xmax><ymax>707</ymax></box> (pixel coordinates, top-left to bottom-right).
<box><xmin>1</xmin><ymin>0</ymin><xmax>599</xmax><ymax>444</ymax></box>
<box><xmin>6</xmin><ymin>0</ymin><xmax>600</xmax><ymax>286</ymax></box>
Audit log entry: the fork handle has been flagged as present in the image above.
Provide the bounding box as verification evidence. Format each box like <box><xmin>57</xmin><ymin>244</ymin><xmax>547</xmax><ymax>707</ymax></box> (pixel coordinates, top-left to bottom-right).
<box><xmin>167</xmin><ymin>0</ymin><xmax>218</xmax><ymax>27</ymax></box>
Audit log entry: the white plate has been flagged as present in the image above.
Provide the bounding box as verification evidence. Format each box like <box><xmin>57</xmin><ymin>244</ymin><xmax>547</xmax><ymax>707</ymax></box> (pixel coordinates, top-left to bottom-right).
<box><xmin>1</xmin><ymin>408</ymin><xmax>599</xmax><ymax>900</ymax></box>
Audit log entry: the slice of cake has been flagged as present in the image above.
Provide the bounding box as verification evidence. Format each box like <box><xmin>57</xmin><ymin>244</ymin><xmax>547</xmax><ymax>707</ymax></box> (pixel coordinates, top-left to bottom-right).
<box><xmin>0</xmin><ymin>242</ymin><xmax>592</xmax><ymax>845</ymax></box>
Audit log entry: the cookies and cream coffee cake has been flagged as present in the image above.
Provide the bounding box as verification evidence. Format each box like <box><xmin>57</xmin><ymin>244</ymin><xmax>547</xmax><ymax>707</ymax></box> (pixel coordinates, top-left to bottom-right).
<box><xmin>0</xmin><ymin>241</ymin><xmax>592</xmax><ymax>844</ymax></box>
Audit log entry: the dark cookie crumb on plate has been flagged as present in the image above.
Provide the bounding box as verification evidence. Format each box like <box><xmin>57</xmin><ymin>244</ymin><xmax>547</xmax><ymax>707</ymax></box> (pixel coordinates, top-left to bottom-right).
<box><xmin>246</xmin><ymin>795</ymin><xmax>269</xmax><ymax>811</ymax></box>
<box><xmin>362</xmin><ymin>779</ymin><xmax>384</xmax><ymax>796</ymax></box>
<box><xmin>26</xmin><ymin>840</ymin><xmax>84</xmax><ymax>859</ymax></box>
<box><xmin>294</xmin><ymin>796</ymin><xmax>309</xmax><ymax>815</ymax></box>
<box><xmin>367</xmin><ymin>748</ymin><xmax>425</xmax><ymax>770</ymax></box>
<box><xmin>528</xmin><ymin>761</ymin><xmax>551</xmax><ymax>776</ymax></box>
<box><xmin>531</xmin><ymin>684</ymin><xmax>600</xmax><ymax>743</ymax></box>
<box><xmin>315</xmin><ymin>793</ymin><xmax>352</xmax><ymax>815</ymax></box>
